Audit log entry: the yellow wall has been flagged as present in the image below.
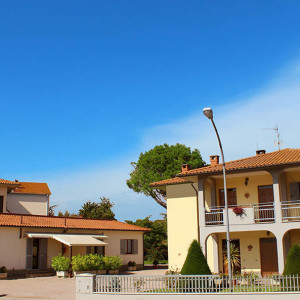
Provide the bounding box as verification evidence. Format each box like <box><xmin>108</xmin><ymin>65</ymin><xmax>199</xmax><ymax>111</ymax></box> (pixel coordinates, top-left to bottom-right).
<box><xmin>214</xmin><ymin>173</ymin><xmax>273</xmax><ymax>206</ymax></box>
<box><xmin>217</xmin><ymin>231</ymin><xmax>275</xmax><ymax>274</ymax></box>
<box><xmin>285</xmin><ymin>170</ymin><xmax>300</xmax><ymax>201</ymax></box>
<box><xmin>166</xmin><ymin>183</ymin><xmax>198</xmax><ymax>270</ymax></box>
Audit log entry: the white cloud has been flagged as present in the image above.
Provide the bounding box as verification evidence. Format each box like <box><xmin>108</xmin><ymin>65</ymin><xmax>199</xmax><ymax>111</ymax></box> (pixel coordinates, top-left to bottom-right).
<box><xmin>40</xmin><ymin>61</ymin><xmax>300</xmax><ymax>221</ymax></box>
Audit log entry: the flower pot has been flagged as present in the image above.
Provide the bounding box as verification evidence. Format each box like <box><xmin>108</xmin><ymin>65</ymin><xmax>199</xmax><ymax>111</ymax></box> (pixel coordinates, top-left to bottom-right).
<box><xmin>108</xmin><ymin>270</ymin><xmax>119</xmax><ymax>275</ymax></box>
<box><xmin>96</xmin><ymin>270</ymin><xmax>106</xmax><ymax>275</ymax></box>
<box><xmin>153</xmin><ymin>265</ymin><xmax>158</xmax><ymax>269</ymax></box>
<box><xmin>56</xmin><ymin>271</ymin><xmax>68</xmax><ymax>278</ymax></box>
<box><xmin>127</xmin><ymin>266</ymin><xmax>137</xmax><ymax>271</ymax></box>
<box><xmin>74</xmin><ymin>270</ymin><xmax>97</xmax><ymax>276</ymax></box>
<box><xmin>0</xmin><ymin>273</ymin><xmax>7</xmax><ymax>279</ymax></box>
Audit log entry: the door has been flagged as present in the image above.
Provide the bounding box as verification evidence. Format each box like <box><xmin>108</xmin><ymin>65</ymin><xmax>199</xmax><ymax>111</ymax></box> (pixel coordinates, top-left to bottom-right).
<box><xmin>260</xmin><ymin>238</ymin><xmax>278</xmax><ymax>275</ymax></box>
<box><xmin>219</xmin><ymin>188</ymin><xmax>237</xmax><ymax>207</ymax></box>
<box><xmin>0</xmin><ymin>196</ymin><xmax>3</xmax><ymax>213</ymax></box>
<box><xmin>258</xmin><ymin>185</ymin><xmax>274</xmax><ymax>221</ymax></box>
<box><xmin>222</xmin><ymin>239</ymin><xmax>241</xmax><ymax>274</ymax></box>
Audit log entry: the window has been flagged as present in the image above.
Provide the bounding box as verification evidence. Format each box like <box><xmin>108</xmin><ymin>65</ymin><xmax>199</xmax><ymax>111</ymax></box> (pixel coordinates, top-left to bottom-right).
<box><xmin>86</xmin><ymin>246</ymin><xmax>105</xmax><ymax>256</ymax></box>
<box><xmin>120</xmin><ymin>239</ymin><xmax>138</xmax><ymax>255</ymax></box>
<box><xmin>219</xmin><ymin>188</ymin><xmax>237</xmax><ymax>207</ymax></box>
<box><xmin>0</xmin><ymin>196</ymin><xmax>3</xmax><ymax>213</ymax></box>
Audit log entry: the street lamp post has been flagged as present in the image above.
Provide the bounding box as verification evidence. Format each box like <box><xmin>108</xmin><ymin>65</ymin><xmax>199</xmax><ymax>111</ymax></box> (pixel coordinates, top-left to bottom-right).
<box><xmin>203</xmin><ymin>107</ymin><xmax>232</xmax><ymax>290</ymax></box>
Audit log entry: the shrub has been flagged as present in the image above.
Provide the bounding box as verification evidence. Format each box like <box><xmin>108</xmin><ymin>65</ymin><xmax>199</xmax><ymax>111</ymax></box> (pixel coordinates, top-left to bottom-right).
<box><xmin>283</xmin><ymin>244</ymin><xmax>300</xmax><ymax>276</ymax></box>
<box><xmin>51</xmin><ymin>255</ymin><xmax>70</xmax><ymax>271</ymax></box>
<box><xmin>103</xmin><ymin>256</ymin><xmax>123</xmax><ymax>270</ymax></box>
<box><xmin>72</xmin><ymin>254</ymin><xmax>105</xmax><ymax>271</ymax></box>
<box><xmin>127</xmin><ymin>261</ymin><xmax>136</xmax><ymax>267</ymax></box>
<box><xmin>181</xmin><ymin>240</ymin><xmax>211</xmax><ymax>275</ymax></box>
<box><xmin>0</xmin><ymin>266</ymin><xmax>7</xmax><ymax>273</ymax></box>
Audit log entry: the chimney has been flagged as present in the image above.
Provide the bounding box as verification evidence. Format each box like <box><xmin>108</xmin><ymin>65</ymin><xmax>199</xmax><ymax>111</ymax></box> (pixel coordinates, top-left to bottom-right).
<box><xmin>210</xmin><ymin>155</ymin><xmax>220</xmax><ymax>166</ymax></box>
<box><xmin>256</xmin><ymin>149</ymin><xmax>266</xmax><ymax>156</ymax></box>
<box><xmin>181</xmin><ymin>164</ymin><xmax>190</xmax><ymax>172</ymax></box>
<box><xmin>15</xmin><ymin>179</ymin><xmax>19</xmax><ymax>182</ymax></box>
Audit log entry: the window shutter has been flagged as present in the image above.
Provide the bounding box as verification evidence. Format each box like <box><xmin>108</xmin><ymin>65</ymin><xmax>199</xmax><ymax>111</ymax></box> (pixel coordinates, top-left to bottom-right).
<box><xmin>120</xmin><ymin>240</ymin><xmax>125</xmax><ymax>254</ymax></box>
<box><xmin>39</xmin><ymin>239</ymin><xmax>48</xmax><ymax>269</ymax></box>
<box><xmin>133</xmin><ymin>239</ymin><xmax>138</xmax><ymax>254</ymax></box>
<box><xmin>290</xmin><ymin>182</ymin><xmax>300</xmax><ymax>201</ymax></box>
<box><xmin>86</xmin><ymin>246</ymin><xmax>92</xmax><ymax>254</ymax></box>
<box><xmin>26</xmin><ymin>239</ymin><xmax>33</xmax><ymax>269</ymax></box>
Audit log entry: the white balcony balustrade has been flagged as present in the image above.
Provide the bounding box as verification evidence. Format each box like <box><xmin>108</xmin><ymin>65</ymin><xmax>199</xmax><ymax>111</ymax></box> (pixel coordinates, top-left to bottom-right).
<box><xmin>282</xmin><ymin>200</ymin><xmax>300</xmax><ymax>222</ymax></box>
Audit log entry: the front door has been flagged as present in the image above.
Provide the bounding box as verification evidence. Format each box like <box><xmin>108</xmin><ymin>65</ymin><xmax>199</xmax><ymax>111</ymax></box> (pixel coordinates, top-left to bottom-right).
<box><xmin>258</xmin><ymin>185</ymin><xmax>274</xmax><ymax>221</ymax></box>
<box><xmin>260</xmin><ymin>238</ymin><xmax>278</xmax><ymax>275</ymax></box>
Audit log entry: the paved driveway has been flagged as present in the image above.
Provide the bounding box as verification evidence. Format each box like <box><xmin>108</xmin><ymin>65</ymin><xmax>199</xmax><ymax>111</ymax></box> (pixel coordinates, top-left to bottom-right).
<box><xmin>0</xmin><ymin>269</ymin><xmax>167</xmax><ymax>300</ymax></box>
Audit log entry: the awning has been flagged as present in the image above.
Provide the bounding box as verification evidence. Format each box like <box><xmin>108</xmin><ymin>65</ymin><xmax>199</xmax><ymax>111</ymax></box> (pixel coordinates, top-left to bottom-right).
<box><xmin>26</xmin><ymin>233</ymin><xmax>108</xmax><ymax>247</ymax></box>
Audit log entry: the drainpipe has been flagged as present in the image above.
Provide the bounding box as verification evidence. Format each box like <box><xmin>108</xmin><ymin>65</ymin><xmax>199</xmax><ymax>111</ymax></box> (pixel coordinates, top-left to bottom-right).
<box><xmin>191</xmin><ymin>183</ymin><xmax>200</xmax><ymax>244</ymax></box>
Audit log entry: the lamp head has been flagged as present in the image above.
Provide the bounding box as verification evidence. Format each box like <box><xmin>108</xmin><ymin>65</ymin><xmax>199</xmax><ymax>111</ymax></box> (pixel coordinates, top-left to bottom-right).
<box><xmin>203</xmin><ymin>107</ymin><xmax>213</xmax><ymax>120</ymax></box>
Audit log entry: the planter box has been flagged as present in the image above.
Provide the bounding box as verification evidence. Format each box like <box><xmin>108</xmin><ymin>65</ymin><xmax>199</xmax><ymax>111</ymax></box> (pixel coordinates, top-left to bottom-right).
<box><xmin>96</xmin><ymin>270</ymin><xmax>106</xmax><ymax>275</ymax></box>
<box><xmin>108</xmin><ymin>270</ymin><xmax>119</xmax><ymax>275</ymax></box>
<box><xmin>127</xmin><ymin>266</ymin><xmax>137</xmax><ymax>271</ymax></box>
<box><xmin>74</xmin><ymin>270</ymin><xmax>97</xmax><ymax>276</ymax></box>
<box><xmin>56</xmin><ymin>271</ymin><xmax>68</xmax><ymax>278</ymax></box>
<box><xmin>0</xmin><ymin>273</ymin><xmax>7</xmax><ymax>279</ymax></box>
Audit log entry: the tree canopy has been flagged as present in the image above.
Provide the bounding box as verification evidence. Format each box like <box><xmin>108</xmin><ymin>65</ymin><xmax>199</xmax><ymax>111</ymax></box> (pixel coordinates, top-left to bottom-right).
<box><xmin>283</xmin><ymin>244</ymin><xmax>300</xmax><ymax>275</ymax></box>
<box><xmin>125</xmin><ymin>215</ymin><xmax>168</xmax><ymax>261</ymax></box>
<box><xmin>78</xmin><ymin>197</ymin><xmax>116</xmax><ymax>220</ymax></box>
<box><xmin>127</xmin><ymin>143</ymin><xmax>205</xmax><ymax>208</ymax></box>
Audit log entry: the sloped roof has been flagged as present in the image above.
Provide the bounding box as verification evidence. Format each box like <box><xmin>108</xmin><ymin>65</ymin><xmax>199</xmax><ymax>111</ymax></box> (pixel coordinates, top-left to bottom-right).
<box><xmin>177</xmin><ymin>148</ymin><xmax>300</xmax><ymax>177</ymax></box>
<box><xmin>150</xmin><ymin>177</ymin><xmax>192</xmax><ymax>187</ymax></box>
<box><xmin>0</xmin><ymin>179</ymin><xmax>19</xmax><ymax>186</ymax></box>
<box><xmin>0</xmin><ymin>213</ymin><xmax>150</xmax><ymax>231</ymax></box>
<box><xmin>150</xmin><ymin>148</ymin><xmax>300</xmax><ymax>187</ymax></box>
<box><xmin>11</xmin><ymin>182</ymin><xmax>51</xmax><ymax>195</ymax></box>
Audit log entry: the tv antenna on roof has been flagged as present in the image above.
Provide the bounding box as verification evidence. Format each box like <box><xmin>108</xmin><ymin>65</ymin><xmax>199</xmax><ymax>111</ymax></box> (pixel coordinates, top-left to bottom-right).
<box><xmin>262</xmin><ymin>124</ymin><xmax>282</xmax><ymax>150</ymax></box>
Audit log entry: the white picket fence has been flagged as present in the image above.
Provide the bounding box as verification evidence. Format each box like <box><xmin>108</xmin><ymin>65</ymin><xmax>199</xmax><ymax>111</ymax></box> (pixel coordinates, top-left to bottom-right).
<box><xmin>95</xmin><ymin>274</ymin><xmax>300</xmax><ymax>294</ymax></box>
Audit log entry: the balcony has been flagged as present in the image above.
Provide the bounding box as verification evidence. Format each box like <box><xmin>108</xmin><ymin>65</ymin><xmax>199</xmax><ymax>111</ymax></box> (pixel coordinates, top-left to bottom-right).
<box><xmin>282</xmin><ymin>200</ymin><xmax>300</xmax><ymax>222</ymax></box>
<box><xmin>205</xmin><ymin>203</ymin><xmax>275</xmax><ymax>226</ymax></box>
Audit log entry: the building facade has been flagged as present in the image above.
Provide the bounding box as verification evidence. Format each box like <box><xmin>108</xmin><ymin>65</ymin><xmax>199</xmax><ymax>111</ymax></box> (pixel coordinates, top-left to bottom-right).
<box><xmin>151</xmin><ymin>148</ymin><xmax>300</xmax><ymax>275</ymax></box>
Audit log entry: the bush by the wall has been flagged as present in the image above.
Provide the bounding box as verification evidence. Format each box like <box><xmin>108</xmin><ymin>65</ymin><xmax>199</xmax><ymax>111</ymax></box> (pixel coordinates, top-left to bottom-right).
<box><xmin>103</xmin><ymin>256</ymin><xmax>123</xmax><ymax>270</ymax></box>
<box><xmin>181</xmin><ymin>240</ymin><xmax>211</xmax><ymax>275</ymax></box>
<box><xmin>283</xmin><ymin>244</ymin><xmax>300</xmax><ymax>275</ymax></box>
<box><xmin>51</xmin><ymin>255</ymin><xmax>71</xmax><ymax>271</ymax></box>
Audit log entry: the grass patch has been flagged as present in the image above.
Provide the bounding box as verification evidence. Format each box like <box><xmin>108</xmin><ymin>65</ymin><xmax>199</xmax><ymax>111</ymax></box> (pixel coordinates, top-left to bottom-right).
<box><xmin>144</xmin><ymin>260</ymin><xmax>168</xmax><ymax>265</ymax></box>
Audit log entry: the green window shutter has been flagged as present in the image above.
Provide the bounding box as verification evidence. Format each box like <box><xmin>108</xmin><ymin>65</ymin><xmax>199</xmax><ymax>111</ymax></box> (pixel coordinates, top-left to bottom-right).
<box><xmin>26</xmin><ymin>239</ymin><xmax>33</xmax><ymax>269</ymax></box>
<box><xmin>39</xmin><ymin>239</ymin><xmax>48</xmax><ymax>269</ymax></box>
<box><xmin>120</xmin><ymin>240</ymin><xmax>125</xmax><ymax>254</ymax></box>
<box><xmin>133</xmin><ymin>239</ymin><xmax>138</xmax><ymax>254</ymax></box>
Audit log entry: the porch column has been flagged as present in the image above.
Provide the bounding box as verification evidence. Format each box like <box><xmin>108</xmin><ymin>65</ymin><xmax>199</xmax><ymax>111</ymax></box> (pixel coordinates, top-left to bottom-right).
<box><xmin>198</xmin><ymin>176</ymin><xmax>206</xmax><ymax>255</ymax></box>
<box><xmin>271</xmin><ymin>170</ymin><xmax>283</xmax><ymax>224</ymax></box>
<box><xmin>276</xmin><ymin>233</ymin><xmax>285</xmax><ymax>274</ymax></box>
<box><xmin>211</xmin><ymin>233</ymin><xmax>219</xmax><ymax>273</ymax></box>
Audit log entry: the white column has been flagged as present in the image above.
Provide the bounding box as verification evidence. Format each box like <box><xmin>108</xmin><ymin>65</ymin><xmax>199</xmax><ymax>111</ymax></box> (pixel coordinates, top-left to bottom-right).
<box><xmin>211</xmin><ymin>233</ymin><xmax>219</xmax><ymax>274</ymax></box>
<box><xmin>271</xmin><ymin>171</ymin><xmax>283</xmax><ymax>224</ymax></box>
<box><xmin>276</xmin><ymin>233</ymin><xmax>285</xmax><ymax>274</ymax></box>
<box><xmin>198</xmin><ymin>176</ymin><xmax>206</xmax><ymax>255</ymax></box>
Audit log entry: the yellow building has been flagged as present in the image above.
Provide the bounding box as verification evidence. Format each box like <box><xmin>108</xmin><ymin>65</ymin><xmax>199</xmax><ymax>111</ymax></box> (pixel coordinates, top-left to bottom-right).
<box><xmin>150</xmin><ymin>148</ymin><xmax>300</xmax><ymax>275</ymax></box>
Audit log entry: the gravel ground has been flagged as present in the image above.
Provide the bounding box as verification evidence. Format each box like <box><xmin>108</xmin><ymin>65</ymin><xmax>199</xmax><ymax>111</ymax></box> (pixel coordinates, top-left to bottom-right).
<box><xmin>0</xmin><ymin>269</ymin><xmax>167</xmax><ymax>300</ymax></box>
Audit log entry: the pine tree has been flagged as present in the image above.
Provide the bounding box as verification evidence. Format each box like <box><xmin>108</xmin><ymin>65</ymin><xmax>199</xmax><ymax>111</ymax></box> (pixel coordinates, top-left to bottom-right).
<box><xmin>283</xmin><ymin>244</ymin><xmax>300</xmax><ymax>275</ymax></box>
<box><xmin>181</xmin><ymin>240</ymin><xmax>212</xmax><ymax>275</ymax></box>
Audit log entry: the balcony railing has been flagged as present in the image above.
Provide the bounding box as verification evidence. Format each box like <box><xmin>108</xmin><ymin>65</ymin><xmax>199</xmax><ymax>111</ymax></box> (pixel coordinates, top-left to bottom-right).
<box><xmin>282</xmin><ymin>200</ymin><xmax>300</xmax><ymax>221</ymax></box>
<box><xmin>205</xmin><ymin>203</ymin><xmax>275</xmax><ymax>226</ymax></box>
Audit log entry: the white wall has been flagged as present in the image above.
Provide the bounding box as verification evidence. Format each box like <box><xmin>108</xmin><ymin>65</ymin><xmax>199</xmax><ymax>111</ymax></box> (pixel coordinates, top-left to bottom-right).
<box><xmin>6</xmin><ymin>193</ymin><xmax>49</xmax><ymax>215</ymax></box>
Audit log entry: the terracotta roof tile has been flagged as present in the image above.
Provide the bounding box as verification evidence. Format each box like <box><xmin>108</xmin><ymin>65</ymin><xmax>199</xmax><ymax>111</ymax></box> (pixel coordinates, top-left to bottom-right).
<box><xmin>0</xmin><ymin>213</ymin><xmax>150</xmax><ymax>231</ymax></box>
<box><xmin>11</xmin><ymin>182</ymin><xmax>51</xmax><ymax>195</ymax></box>
<box><xmin>177</xmin><ymin>148</ymin><xmax>300</xmax><ymax>177</ymax></box>
<box><xmin>150</xmin><ymin>177</ymin><xmax>192</xmax><ymax>187</ymax></box>
<box><xmin>150</xmin><ymin>148</ymin><xmax>300</xmax><ymax>186</ymax></box>
<box><xmin>0</xmin><ymin>179</ymin><xmax>19</xmax><ymax>186</ymax></box>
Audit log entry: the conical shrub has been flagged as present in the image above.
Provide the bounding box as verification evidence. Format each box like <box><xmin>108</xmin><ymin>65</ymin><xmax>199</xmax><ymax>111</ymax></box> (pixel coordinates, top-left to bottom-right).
<box><xmin>181</xmin><ymin>240</ymin><xmax>212</xmax><ymax>275</ymax></box>
<box><xmin>283</xmin><ymin>244</ymin><xmax>300</xmax><ymax>275</ymax></box>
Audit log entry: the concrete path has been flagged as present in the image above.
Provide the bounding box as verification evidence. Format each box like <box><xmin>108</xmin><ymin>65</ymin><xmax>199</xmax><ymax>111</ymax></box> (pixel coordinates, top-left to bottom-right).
<box><xmin>0</xmin><ymin>269</ymin><xmax>167</xmax><ymax>300</ymax></box>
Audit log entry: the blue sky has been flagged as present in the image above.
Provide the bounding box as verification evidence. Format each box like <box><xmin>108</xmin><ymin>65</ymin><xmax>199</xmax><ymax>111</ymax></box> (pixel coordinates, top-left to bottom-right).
<box><xmin>1</xmin><ymin>1</ymin><xmax>300</xmax><ymax>220</ymax></box>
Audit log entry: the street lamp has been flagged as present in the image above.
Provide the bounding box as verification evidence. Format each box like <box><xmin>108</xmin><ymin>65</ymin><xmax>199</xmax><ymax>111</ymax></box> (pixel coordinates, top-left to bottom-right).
<box><xmin>203</xmin><ymin>107</ymin><xmax>232</xmax><ymax>289</ymax></box>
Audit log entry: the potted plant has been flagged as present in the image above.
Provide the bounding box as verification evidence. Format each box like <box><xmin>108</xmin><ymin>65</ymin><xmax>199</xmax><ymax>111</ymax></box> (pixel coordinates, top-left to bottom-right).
<box><xmin>0</xmin><ymin>266</ymin><xmax>7</xmax><ymax>279</ymax></box>
<box><xmin>232</xmin><ymin>206</ymin><xmax>245</xmax><ymax>217</ymax></box>
<box><xmin>127</xmin><ymin>261</ymin><xmax>137</xmax><ymax>271</ymax></box>
<box><xmin>93</xmin><ymin>254</ymin><xmax>106</xmax><ymax>275</ymax></box>
<box><xmin>104</xmin><ymin>256</ymin><xmax>123</xmax><ymax>274</ymax></box>
<box><xmin>153</xmin><ymin>259</ymin><xmax>159</xmax><ymax>269</ymax></box>
<box><xmin>51</xmin><ymin>255</ymin><xmax>70</xmax><ymax>278</ymax></box>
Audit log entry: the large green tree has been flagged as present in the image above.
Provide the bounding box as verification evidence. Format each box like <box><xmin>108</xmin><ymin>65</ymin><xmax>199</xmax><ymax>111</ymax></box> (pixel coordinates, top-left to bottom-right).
<box><xmin>125</xmin><ymin>215</ymin><xmax>168</xmax><ymax>260</ymax></box>
<box><xmin>127</xmin><ymin>143</ymin><xmax>205</xmax><ymax>208</ymax></box>
<box><xmin>78</xmin><ymin>197</ymin><xmax>116</xmax><ymax>220</ymax></box>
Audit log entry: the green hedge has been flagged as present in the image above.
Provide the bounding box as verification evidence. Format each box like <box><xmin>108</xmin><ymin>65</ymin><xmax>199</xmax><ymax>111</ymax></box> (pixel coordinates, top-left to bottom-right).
<box><xmin>51</xmin><ymin>255</ymin><xmax>71</xmax><ymax>271</ymax></box>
